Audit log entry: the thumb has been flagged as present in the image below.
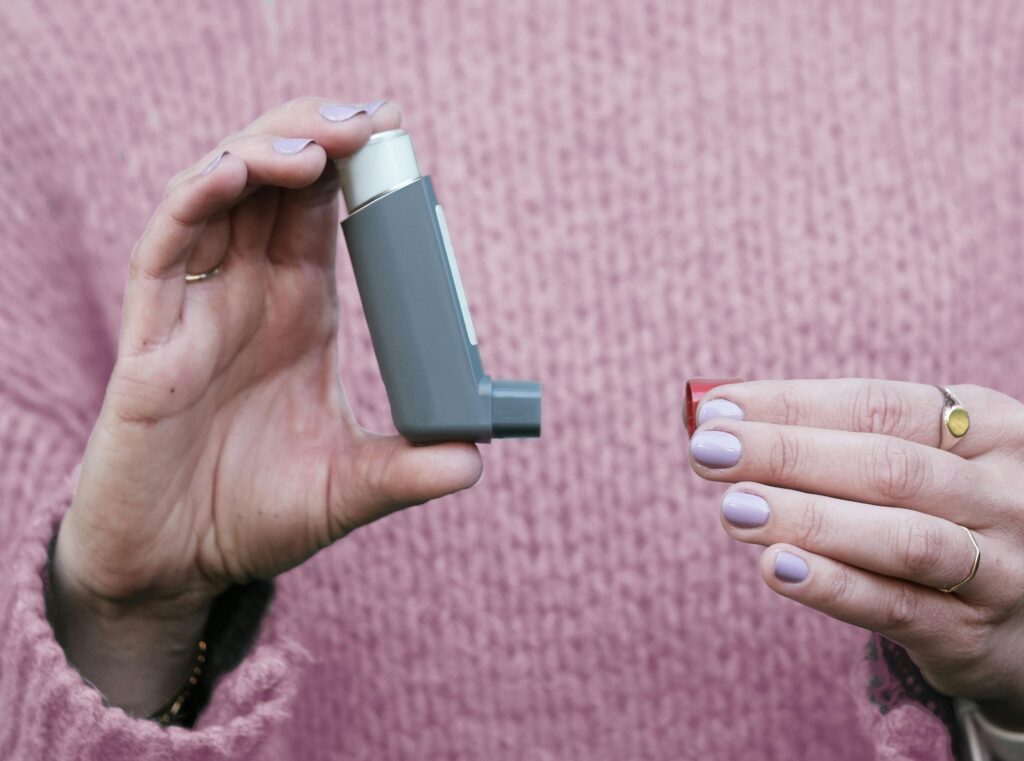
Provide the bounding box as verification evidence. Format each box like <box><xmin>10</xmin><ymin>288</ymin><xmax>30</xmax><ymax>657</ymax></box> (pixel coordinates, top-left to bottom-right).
<box><xmin>332</xmin><ymin>434</ymin><xmax>484</xmax><ymax>535</ymax></box>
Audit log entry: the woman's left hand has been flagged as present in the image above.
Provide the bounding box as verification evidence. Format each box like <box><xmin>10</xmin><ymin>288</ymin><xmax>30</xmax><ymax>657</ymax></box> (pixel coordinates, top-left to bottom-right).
<box><xmin>688</xmin><ymin>379</ymin><xmax>1024</xmax><ymax>730</ymax></box>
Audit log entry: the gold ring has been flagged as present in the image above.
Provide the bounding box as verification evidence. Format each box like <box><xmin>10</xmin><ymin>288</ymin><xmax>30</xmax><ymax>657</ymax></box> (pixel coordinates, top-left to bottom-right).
<box><xmin>937</xmin><ymin>386</ymin><xmax>970</xmax><ymax>451</ymax></box>
<box><xmin>184</xmin><ymin>265</ymin><xmax>222</xmax><ymax>284</ymax></box>
<box><xmin>937</xmin><ymin>526</ymin><xmax>981</xmax><ymax>594</ymax></box>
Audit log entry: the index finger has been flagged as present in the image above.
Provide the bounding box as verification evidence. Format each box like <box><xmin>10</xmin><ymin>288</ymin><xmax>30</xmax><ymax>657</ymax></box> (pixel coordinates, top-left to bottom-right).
<box><xmin>163</xmin><ymin>98</ymin><xmax>401</xmax><ymax>197</ymax></box>
<box><xmin>230</xmin><ymin>97</ymin><xmax>401</xmax><ymax>158</ymax></box>
<box><xmin>696</xmin><ymin>379</ymin><xmax>1021</xmax><ymax>459</ymax></box>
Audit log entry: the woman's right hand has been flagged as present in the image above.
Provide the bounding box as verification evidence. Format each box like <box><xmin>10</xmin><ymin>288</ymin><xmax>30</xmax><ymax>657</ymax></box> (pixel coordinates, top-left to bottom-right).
<box><xmin>50</xmin><ymin>98</ymin><xmax>483</xmax><ymax>716</ymax></box>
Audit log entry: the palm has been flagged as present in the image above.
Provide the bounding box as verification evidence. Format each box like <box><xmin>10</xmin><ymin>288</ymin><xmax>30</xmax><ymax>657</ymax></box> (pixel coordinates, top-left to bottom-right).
<box><xmin>84</xmin><ymin>175</ymin><xmax>341</xmax><ymax>594</ymax></box>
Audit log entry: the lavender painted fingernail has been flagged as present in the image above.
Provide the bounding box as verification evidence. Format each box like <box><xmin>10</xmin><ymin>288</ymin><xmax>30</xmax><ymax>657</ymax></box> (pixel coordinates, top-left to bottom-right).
<box><xmin>358</xmin><ymin>99</ymin><xmax>388</xmax><ymax>116</ymax></box>
<box><xmin>202</xmin><ymin>151</ymin><xmax>228</xmax><ymax>176</ymax></box>
<box><xmin>775</xmin><ymin>552</ymin><xmax>809</xmax><ymax>583</ymax></box>
<box><xmin>698</xmin><ymin>399</ymin><xmax>745</xmax><ymax>426</ymax></box>
<box><xmin>690</xmin><ymin>431</ymin><xmax>742</xmax><ymax>468</ymax></box>
<box><xmin>319</xmin><ymin>103</ymin><xmax>366</xmax><ymax>122</ymax></box>
<box><xmin>272</xmin><ymin>137</ymin><xmax>315</xmax><ymax>155</ymax></box>
<box><xmin>722</xmin><ymin>492</ymin><xmax>769</xmax><ymax>528</ymax></box>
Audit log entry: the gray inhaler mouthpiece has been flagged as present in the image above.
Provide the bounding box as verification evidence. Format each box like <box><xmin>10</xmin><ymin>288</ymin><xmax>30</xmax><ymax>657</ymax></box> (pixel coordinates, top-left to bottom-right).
<box><xmin>338</xmin><ymin>129</ymin><xmax>542</xmax><ymax>444</ymax></box>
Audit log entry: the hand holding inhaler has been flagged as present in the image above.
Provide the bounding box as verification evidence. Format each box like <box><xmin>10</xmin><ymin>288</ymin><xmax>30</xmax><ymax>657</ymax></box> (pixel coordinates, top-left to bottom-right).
<box><xmin>49</xmin><ymin>99</ymin><xmax>535</xmax><ymax>718</ymax></box>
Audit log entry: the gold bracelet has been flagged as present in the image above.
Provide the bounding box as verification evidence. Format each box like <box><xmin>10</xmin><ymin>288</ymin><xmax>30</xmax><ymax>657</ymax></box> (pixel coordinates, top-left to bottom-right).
<box><xmin>150</xmin><ymin>640</ymin><xmax>207</xmax><ymax>725</ymax></box>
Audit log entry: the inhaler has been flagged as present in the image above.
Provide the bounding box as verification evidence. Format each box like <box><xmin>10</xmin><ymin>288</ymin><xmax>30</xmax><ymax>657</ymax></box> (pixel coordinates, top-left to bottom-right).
<box><xmin>337</xmin><ymin>129</ymin><xmax>542</xmax><ymax>444</ymax></box>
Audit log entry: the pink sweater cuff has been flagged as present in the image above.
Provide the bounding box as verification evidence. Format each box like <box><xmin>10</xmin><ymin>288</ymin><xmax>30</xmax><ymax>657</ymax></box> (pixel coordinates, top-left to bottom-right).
<box><xmin>0</xmin><ymin>475</ymin><xmax>309</xmax><ymax>760</ymax></box>
<box><xmin>849</xmin><ymin>633</ymin><xmax>960</xmax><ymax>760</ymax></box>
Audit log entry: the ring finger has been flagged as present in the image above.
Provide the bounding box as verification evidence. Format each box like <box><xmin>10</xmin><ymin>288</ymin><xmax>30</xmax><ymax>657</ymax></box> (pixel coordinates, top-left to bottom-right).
<box><xmin>719</xmin><ymin>483</ymin><xmax>992</xmax><ymax>597</ymax></box>
<box><xmin>123</xmin><ymin>134</ymin><xmax>327</xmax><ymax>351</ymax></box>
<box><xmin>756</xmin><ymin>543</ymin><xmax>976</xmax><ymax>656</ymax></box>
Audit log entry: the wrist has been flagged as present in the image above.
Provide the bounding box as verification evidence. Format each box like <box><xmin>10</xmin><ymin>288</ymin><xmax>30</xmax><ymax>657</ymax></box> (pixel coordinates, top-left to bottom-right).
<box><xmin>49</xmin><ymin>521</ymin><xmax>214</xmax><ymax>717</ymax></box>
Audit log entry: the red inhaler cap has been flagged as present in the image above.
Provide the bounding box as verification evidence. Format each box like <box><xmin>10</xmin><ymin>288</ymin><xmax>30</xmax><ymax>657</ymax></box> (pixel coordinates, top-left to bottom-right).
<box><xmin>684</xmin><ymin>378</ymin><xmax>743</xmax><ymax>438</ymax></box>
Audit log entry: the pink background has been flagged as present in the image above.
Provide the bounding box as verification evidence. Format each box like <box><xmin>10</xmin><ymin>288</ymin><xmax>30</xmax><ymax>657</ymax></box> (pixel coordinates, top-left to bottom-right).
<box><xmin>2</xmin><ymin>1</ymin><xmax>1022</xmax><ymax>758</ymax></box>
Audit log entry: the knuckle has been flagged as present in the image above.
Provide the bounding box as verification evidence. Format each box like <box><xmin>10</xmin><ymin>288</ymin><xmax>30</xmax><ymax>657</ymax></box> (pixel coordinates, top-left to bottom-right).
<box><xmin>963</xmin><ymin>600</ymin><xmax>1003</xmax><ymax>638</ymax></box>
<box><xmin>350</xmin><ymin>441</ymin><xmax>415</xmax><ymax>513</ymax></box>
<box><xmin>163</xmin><ymin>169</ymin><xmax>190</xmax><ymax>199</ymax></box>
<box><xmin>325</xmin><ymin>467</ymin><xmax>360</xmax><ymax>541</ymax></box>
<box><xmin>936</xmin><ymin>608</ymin><xmax>993</xmax><ymax>666</ymax></box>
<box><xmin>892</xmin><ymin>518</ymin><xmax>946</xmax><ymax>577</ymax></box>
<box><xmin>851</xmin><ymin>382</ymin><xmax>911</xmax><ymax>436</ymax></box>
<box><xmin>958</xmin><ymin>383</ymin><xmax>985</xmax><ymax>400</ymax></box>
<box><xmin>216</xmin><ymin>130</ymin><xmax>244</xmax><ymax>149</ymax></box>
<box><xmin>126</xmin><ymin>245</ymin><xmax>145</xmax><ymax>279</ymax></box>
<box><xmin>819</xmin><ymin>566</ymin><xmax>855</xmax><ymax>610</ymax></box>
<box><xmin>795</xmin><ymin>498</ymin><xmax>830</xmax><ymax>548</ymax></box>
<box><xmin>768</xmin><ymin>391</ymin><xmax>805</xmax><ymax>426</ymax></box>
<box><xmin>864</xmin><ymin>438</ymin><xmax>930</xmax><ymax>503</ymax></box>
<box><xmin>329</xmin><ymin>451</ymin><xmax>384</xmax><ymax>539</ymax></box>
<box><xmin>882</xmin><ymin>583</ymin><xmax>921</xmax><ymax>632</ymax></box>
<box><xmin>952</xmin><ymin>628</ymin><xmax>991</xmax><ymax>668</ymax></box>
<box><xmin>283</xmin><ymin>96</ymin><xmax>320</xmax><ymax>115</ymax></box>
<box><xmin>968</xmin><ymin>554</ymin><xmax>1024</xmax><ymax>626</ymax></box>
<box><xmin>980</xmin><ymin>387</ymin><xmax>1024</xmax><ymax>450</ymax></box>
<box><xmin>767</xmin><ymin>430</ymin><xmax>801</xmax><ymax>482</ymax></box>
<box><xmin>126</xmin><ymin>239</ymin><xmax>163</xmax><ymax>284</ymax></box>
<box><xmin>353</xmin><ymin>446</ymin><xmax>389</xmax><ymax>499</ymax></box>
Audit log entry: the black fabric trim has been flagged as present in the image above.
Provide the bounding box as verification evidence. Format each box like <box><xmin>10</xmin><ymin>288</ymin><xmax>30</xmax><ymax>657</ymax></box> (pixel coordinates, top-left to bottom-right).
<box><xmin>177</xmin><ymin>578</ymin><xmax>275</xmax><ymax>727</ymax></box>
<box><xmin>43</xmin><ymin>527</ymin><xmax>275</xmax><ymax>728</ymax></box>
<box><xmin>868</xmin><ymin>633</ymin><xmax>966</xmax><ymax>760</ymax></box>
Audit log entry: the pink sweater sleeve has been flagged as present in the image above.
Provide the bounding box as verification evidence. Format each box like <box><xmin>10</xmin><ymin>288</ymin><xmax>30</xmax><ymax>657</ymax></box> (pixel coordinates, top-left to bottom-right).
<box><xmin>0</xmin><ymin>453</ymin><xmax>310</xmax><ymax>760</ymax></box>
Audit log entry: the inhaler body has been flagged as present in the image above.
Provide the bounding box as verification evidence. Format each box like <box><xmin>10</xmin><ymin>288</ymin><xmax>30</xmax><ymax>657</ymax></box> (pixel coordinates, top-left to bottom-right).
<box><xmin>338</xmin><ymin>129</ymin><xmax>541</xmax><ymax>444</ymax></box>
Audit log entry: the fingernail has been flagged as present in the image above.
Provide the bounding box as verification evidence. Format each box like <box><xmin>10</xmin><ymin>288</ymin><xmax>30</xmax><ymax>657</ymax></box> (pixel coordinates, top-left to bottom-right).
<box><xmin>202</xmin><ymin>150</ymin><xmax>228</xmax><ymax>176</ymax></box>
<box><xmin>722</xmin><ymin>492</ymin><xmax>769</xmax><ymax>528</ymax></box>
<box><xmin>358</xmin><ymin>99</ymin><xmax>387</xmax><ymax>116</ymax></box>
<box><xmin>698</xmin><ymin>399</ymin><xmax>745</xmax><ymax>426</ymax></box>
<box><xmin>775</xmin><ymin>552</ymin><xmax>809</xmax><ymax>583</ymax></box>
<box><xmin>690</xmin><ymin>431</ymin><xmax>742</xmax><ymax>468</ymax></box>
<box><xmin>273</xmin><ymin>137</ymin><xmax>315</xmax><ymax>155</ymax></box>
<box><xmin>684</xmin><ymin>378</ymin><xmax>744</xmax><ymax>437</ymax></box>
<box><xmin>319</xmin><ymin>103</ymin><xmax>366</xmax><ymax>122</ymax></box>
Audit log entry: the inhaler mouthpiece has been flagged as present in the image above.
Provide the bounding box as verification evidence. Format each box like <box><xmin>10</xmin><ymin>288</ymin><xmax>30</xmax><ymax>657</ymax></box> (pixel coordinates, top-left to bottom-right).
<box><xmin>339</xmin><ymin>129</ymin><xmax>421</xmax><ymax>213</ymax></box>
<box><xmin>491</xmin><ymin>380</ymin><xmax>542</xmax><ymax>438</ymax></box>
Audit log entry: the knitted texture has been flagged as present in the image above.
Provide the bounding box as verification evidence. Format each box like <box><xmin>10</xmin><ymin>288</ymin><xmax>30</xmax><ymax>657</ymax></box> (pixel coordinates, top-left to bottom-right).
<box><xmin>1</xmin><ymin>1</ymin><xmax>1022</xmax><ymax>759</ymax></box>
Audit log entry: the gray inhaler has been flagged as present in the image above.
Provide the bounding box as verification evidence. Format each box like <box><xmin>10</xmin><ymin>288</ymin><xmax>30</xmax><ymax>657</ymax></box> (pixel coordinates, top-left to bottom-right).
<box><xmin>337</xmin><ymin>129</ymin><xmax>542</xmax><ymax>444</ymax></box>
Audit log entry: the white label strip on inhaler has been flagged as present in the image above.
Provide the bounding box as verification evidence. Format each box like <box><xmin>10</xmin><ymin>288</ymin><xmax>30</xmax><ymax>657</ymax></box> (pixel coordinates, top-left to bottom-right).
<box><xmin>434</xmin><ymin>204</ymin><xmax>478</xmax><ymax>346</ymax></box>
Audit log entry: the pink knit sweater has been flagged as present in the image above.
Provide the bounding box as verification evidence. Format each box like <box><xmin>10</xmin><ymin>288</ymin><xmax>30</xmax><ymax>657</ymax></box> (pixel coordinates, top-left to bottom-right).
<box><xmin>2</xmin><ymin>1</ymin><xmax>1022</xmax><ymax>759</ymax></box>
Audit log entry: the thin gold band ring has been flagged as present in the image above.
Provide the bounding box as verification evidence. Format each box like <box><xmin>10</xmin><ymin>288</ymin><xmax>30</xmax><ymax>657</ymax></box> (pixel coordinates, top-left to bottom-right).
<box><xmin>938</xmin><ymin>526</ymin><xmax>981</xmax><ymax>594</ymax></box>
<box><xmin>184</xmin><ymin>265</ymin><xmax>222</xmax><ymax>284</ymax></box>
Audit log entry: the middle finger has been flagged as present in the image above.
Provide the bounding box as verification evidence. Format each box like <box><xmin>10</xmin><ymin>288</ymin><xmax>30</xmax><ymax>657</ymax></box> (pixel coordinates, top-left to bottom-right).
<box><xmin>689</xmin><ymin>420</ymin><xmax>1006</xmax><ymax>526</ymax></box>
<box><xmin>231</xmin><ymin>96</ymin><xmax>400</xmax><ymax>157</ymax></box>
<box><xmin>166</xmin><ymin>97</ymin><xmax>400</xmax><ymax>196</ymax></box>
